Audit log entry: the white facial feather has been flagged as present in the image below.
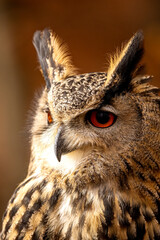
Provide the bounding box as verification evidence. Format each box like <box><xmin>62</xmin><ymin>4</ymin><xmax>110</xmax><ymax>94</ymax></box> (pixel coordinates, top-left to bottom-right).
<box><xmin>32</xmin><ymin>127</ymin><xmax>87</xmax><ymax>174</ymax></box>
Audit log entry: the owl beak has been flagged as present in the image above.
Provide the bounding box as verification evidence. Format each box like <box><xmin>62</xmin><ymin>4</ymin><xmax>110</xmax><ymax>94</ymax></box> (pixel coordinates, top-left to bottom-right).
<box><xmin>54</xmin><ymin>125</ymin><xmax>69</xmax><ymax>162</ymax></box>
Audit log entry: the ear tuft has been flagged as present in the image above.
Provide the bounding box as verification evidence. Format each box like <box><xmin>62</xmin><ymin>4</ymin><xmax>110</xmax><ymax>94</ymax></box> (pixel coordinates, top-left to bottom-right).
<box><xmin>105</xmin><ymin>31</ymin><xmax>144</xmax><ymax>90</ymax></box>
<box><xmin>33</xmin><ymin>29</ymin><xmax>77</xmax><ymax>89</ymax></box>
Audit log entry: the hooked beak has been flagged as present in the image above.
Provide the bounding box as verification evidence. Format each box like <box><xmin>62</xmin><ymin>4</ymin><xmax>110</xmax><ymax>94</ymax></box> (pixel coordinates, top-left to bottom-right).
<box><xmin>54</xmin><ymin>125</ymin><xmax>71</xmax><ymax>162</ymax></box>
<box><xmin>54</xmin><ymin>126</ymin><xmax>64</xmax><ymax>162</ymax></box>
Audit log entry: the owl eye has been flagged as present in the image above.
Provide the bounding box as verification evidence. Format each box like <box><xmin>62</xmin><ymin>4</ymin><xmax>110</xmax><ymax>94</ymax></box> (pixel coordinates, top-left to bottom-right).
<box><xmin>87</xmin><ymin>110</ymin><xmax>116</xmax><ymax>128</ymax></box>
<box><xmin>47</xmin><ymin>109</ymin><xmax>53</xmax><ymax>124</ymax></box>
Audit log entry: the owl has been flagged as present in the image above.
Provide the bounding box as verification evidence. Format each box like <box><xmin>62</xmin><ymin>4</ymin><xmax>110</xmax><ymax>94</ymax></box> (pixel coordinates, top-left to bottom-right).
<box><xmin>1</xmin><ymin>29</ymin><xmax>160</xmax><ymax>240</ymax></box>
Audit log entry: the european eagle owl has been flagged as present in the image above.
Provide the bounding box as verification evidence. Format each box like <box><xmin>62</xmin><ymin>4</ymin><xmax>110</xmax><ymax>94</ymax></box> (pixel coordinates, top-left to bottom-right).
<box><xmin>1</xmin><ymin>29</ymin><xmax>160</xmax><ymax>240</ymax></box>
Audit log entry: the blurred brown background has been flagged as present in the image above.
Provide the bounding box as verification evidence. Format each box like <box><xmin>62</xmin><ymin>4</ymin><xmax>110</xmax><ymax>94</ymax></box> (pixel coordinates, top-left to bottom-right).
<box><xmin>0</xmin><ymin>0</ymin><xmax>160</xmax><ymax>224</ymax></box>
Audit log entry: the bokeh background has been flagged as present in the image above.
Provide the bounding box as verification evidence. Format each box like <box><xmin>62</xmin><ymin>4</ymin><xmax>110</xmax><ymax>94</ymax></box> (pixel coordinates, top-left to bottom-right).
<box><xmin>0</xmin><ymin>0</ymin><xmax>160</xmax><ymax>224</ymax></box>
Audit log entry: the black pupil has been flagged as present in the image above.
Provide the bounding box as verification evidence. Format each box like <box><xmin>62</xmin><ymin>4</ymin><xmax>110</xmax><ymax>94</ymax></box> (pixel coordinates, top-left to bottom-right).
<box><xmin>96</xmin><ymin>111</ymin><xmax>110</xmax><ymax>124</ymax></box>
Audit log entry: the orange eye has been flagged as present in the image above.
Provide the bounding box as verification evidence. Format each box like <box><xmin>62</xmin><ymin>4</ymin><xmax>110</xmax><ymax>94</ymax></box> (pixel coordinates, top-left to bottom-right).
<box><xmin>88</xmin><ymin>110</ymin><xmax>116</xmax><ymax>128</ymax></box>
<box><xmin>47</xmin><ymin>110</ymin><xmax>53</xmax><ymax>124</ymax></box>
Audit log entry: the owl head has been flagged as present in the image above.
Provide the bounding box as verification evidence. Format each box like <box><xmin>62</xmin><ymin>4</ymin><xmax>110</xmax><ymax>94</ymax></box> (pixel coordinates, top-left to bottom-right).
<box><xmin>30</xmin><ymin>29</ymin><xmax>160</xmax><ymax>189</ymax></box>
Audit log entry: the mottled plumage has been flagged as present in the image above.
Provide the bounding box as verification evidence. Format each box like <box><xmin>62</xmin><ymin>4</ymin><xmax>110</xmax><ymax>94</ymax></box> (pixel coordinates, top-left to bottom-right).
<box><xmin>1</xmin><ymin>29</ymin><xmax>160</xmax><ymax>240</ymax></box>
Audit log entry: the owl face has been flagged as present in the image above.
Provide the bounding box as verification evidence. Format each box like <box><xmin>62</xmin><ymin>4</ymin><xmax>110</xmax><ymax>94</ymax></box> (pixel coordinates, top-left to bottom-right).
<box><xmin>30</xmin><ymin>29</ymin><xmax>159</xmax><ymax>182</ymax></box>
<box><xmin>31</xmin><ymin>82</ymin><xmax>141</xmax><ymax>176</ymax></box>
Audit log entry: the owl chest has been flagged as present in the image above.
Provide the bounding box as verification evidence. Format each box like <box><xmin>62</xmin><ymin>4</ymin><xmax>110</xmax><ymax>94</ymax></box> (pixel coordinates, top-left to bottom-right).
<box><xmin>47</xmin><ymin>187</ymin><xmax>160</xmax><ymax>240</ymax></box>
<box><xmin>48</xmin><ymin>189</ymin><xmax>104</xmax><ymax>239</ymax></box>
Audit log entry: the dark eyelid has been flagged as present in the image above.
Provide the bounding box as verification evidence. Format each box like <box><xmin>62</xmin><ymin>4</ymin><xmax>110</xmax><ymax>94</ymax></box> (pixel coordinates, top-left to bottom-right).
<box><xmin>42</xmin><ymin>107</ymin><xmax>49</xmax><ymax>113</ymax></box>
